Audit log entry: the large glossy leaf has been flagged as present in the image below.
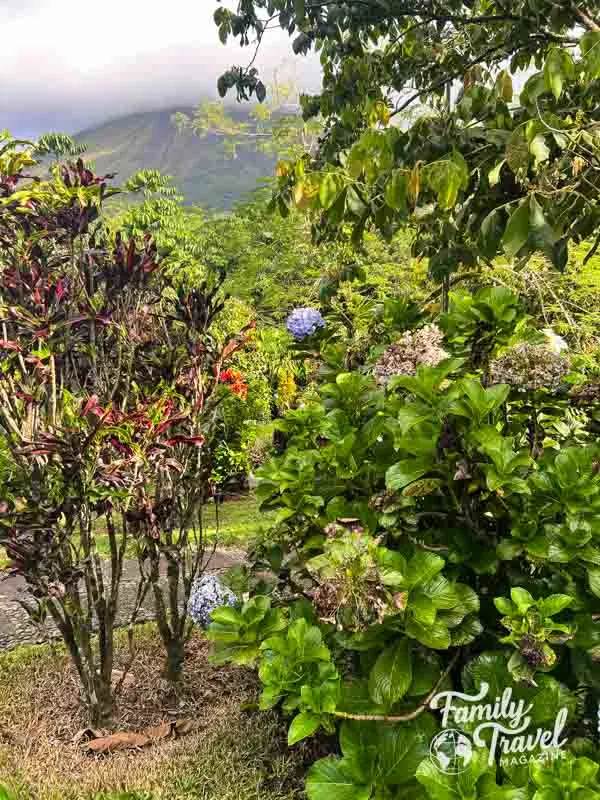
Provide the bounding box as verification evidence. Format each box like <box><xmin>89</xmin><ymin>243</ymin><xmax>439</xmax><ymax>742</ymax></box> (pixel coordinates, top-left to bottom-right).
<box><xmin>417</xmin><ymin>747</ymin><xmax>493</xmax><ymax>800</ymax></box>
<box><xmin>425</xmin><ymin>155</ymin><xmax>468</xmax><ymax>210</ymax></box>
<box><xmin>368</xmin><ymin>638</ymin><xmax>413</xmax><ymax>708</ymax></box>
<box><xmin>306</xmin><ymin>757</ymin><xmax>371</xmax><ymax>800</ymax></box>
<box><xmin>386</xmin><ymin>457</ymin><xmax>433</xmax><ymax>491</ymax></box>
<box><xmin>543</xmin><ymin>47</ymin><xmax>574</xmax><ymax>100</ymax></box>
<box><xmin>288</xmin><ymin>712</ymin><xmax>321</xmax><ymax>745</ymax></box>
<box><xmin>385</xmin><ymin>169</ymin><xmax>409</xmax><ymax>212</ymax></box>
<box><xmin>502</xmin><ymin>201</ymin><xmax>529</xmax><ymax>257</ymax></box>
<box><xmin>582</xmin><ymin>31</ymin><xmax>600</xmax><ymax>79</ymax></box>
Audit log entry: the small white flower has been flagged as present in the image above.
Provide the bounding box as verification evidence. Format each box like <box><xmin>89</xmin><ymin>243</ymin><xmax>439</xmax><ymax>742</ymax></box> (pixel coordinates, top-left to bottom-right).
<box><xmin>542</xmin><ymin>329</ymin><xmax>568</xmax><ymax>354</ymax></box>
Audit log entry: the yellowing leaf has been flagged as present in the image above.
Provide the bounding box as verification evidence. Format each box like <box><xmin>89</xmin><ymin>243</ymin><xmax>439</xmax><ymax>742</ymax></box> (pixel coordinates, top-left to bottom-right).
<box><xmin>408</xmin><ymin>165</ymin><xmax>421</xmax><ymax>204</ymax></box>
<box><xmin>424</xmin><ymin>154</ymin><xmax>468</xmax><ymax>210</ymax></box>
<box><xmin>319</xmin><ymin>173</ymin><xmax>343</xmax><ymax>209</ymax></box>
<box><xmin>292</xmin><ymin>181</ymin><xmax>305</xmax><ymax>206</ymax></box>
<box><xmin>488</xmin><ymin>160</ymin><xmax>505</xmax><ymax>187</ymax></box>
<box><xmin>495</xmin><ymin>69</ymin><xmax>513</xmax><ymax>102</ymax></box>
<box><xmin>529</xmin><ymin>134</ymin><xmax>550</xmax><ymax>167</ymax></box>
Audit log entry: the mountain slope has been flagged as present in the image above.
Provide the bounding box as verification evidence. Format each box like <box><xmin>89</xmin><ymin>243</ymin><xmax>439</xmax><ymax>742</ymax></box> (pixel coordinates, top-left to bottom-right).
<box><xmin>75</xmin><ymin>108</ymin><xmax>276</xmax><ymax>210</ymax></box>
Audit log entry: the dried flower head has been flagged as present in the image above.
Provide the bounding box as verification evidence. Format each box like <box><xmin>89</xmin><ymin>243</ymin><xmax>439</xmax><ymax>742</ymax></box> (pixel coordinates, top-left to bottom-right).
<box><xmin>570</xmin><ymin>382</ymin><xmax>600</xmax><ymax>405</ymax></box>
<box><xmin>374</xmin><ymin>324</ymin><xmax>448</xmax><ymax>385</ymax></box>
<box><xmin>489</xmin><ymin>343</ymin><xmax>570</xmax><ymax>392</ymax></box>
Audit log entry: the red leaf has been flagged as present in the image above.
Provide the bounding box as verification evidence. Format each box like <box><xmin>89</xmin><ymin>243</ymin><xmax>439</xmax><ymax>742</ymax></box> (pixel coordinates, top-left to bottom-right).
<box><xmin>155</xmin><ymin>414</ymin><xmax>188</xmax><ymax>435</ymax></box>
<box><xmin>165</xmin><ymin>435</ymin><xmax>205</xmax><ymax>448</ymax></box>
<box><xmin>81</xmin><ymin>395</ymin><xmax>99</xmax><ymax>417</ymax></box>
<box><xmin>0</xmin><ymin>339</ymin><xmax>21</xmax><ymax>352</ymax></box>
<box><xmin>55</xmin><ymin>278</ymin><xmax>67</xmax><ymax>302</ymax></box>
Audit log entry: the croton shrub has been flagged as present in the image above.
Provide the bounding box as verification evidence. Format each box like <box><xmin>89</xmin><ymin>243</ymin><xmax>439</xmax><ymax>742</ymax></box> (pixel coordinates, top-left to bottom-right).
<box><xmin>209</xmin><ymin>286</ymin><xmax>600</xmax><ymax>799</ymax></box>
<box><xmin>0</xmin><ymin>134</ymin><xmax>253</xmax><ymax>719</ymax></box>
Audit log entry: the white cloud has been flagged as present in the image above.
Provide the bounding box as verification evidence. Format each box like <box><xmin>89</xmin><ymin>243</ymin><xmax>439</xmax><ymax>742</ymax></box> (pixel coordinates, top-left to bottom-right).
<box><xmin>0</xmin><ymin>0</ymin><xmax>319</xmax><ymax>135</ymax></box>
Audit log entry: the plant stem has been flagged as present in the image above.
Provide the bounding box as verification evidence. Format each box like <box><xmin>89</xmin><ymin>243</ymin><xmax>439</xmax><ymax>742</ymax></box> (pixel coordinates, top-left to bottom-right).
<box><xmin>332</xmin><ymin>651</ymin><xmax>459</xmax><ymax>723</ymax></box>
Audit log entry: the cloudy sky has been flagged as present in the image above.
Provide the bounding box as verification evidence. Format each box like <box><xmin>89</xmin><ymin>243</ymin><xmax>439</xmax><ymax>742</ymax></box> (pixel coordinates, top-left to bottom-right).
<box><xmin>0</xmin><ymin>0</ymin><xmax>320</xmax><ymax>138</ymax></box>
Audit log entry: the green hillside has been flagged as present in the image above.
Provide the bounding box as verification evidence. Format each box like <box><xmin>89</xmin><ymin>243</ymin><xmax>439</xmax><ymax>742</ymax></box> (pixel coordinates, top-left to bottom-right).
<box><xmin>75</xmin><ymin>108</ymin><xmax>276</xmax><ymax>210</ymax></box>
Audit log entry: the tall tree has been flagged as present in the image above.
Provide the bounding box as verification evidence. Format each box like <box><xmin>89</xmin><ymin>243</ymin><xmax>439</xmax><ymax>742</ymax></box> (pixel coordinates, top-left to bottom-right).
<box><xmin>213</xmin><ymin>2</ymin><xmax>600</xmax><ymax>292</ymax></box>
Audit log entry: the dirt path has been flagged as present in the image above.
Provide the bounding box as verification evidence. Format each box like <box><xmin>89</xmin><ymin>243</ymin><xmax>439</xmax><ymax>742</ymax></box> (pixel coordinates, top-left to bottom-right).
<box><xmin>0</xmin><ymin>551</ymin><xmax>243</xmax><ymax>651</ymax></box>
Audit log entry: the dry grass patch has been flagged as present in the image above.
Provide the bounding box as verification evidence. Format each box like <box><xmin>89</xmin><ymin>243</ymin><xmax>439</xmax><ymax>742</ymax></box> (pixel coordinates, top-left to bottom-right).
<box><xmin>0</xmin><ymin>627</ymin><xmax>310</xmax><ymax>800</ymax></box>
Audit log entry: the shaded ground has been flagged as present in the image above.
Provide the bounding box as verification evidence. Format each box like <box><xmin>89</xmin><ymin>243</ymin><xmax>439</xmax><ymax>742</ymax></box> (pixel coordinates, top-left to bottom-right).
<box><xmin>0</xmin><ymin>550</ymin><xmax>242</xmax><ymax>651</ymax></box>
<box><xmin>0</xmin><ymin>629</ymin><xmax>316</xmax><ymax>800</ymax></box>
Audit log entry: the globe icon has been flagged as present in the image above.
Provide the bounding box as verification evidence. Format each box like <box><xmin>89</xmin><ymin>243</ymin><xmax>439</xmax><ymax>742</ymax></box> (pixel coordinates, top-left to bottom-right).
<box><xmin>430</xmin><ymin>729</ymin><xmax>473</xmax><ymax>774</ymax></box>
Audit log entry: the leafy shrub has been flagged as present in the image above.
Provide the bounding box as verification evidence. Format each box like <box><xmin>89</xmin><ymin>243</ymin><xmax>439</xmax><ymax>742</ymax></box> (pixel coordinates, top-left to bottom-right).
<box><xmin>208</xmin><ymin>285</ymin><xmax>600</xmax><ymax>797</ymax></box>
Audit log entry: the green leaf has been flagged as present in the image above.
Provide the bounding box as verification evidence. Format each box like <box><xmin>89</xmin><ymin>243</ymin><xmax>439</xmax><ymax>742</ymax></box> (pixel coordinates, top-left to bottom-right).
<box><xmin>573</xmin><ymin>757</ymin><xmax>599</xmax><ymax>785</ymax></box>
<box><xmin>209</xmin><ymin>606</ymin><xmax>241</xmax><ymax>625</ymax></box>
<box><xmin>288</xmin><ymin>712</ymin><xmax>321</xmax><ymax>745</ymax></box>
<box><xmin>425</xmin><ymin>154</ymin><xmax>468</xmax><ymax>210</ymax></box>
<box><xmin>588</xmin><ymin>568</ymin><xmax>600</xmax><ymax>598</ymax></box>
<box><xmin>529</xmin><ymin>194</ymin><xmax>558</xmax><ymax>250</ymax></box>
<box><xmin>494</xmin><ymin>597</ymin><xmax>514</xmax><ymax>615</ymax></box>
<box><xmin>368</xmin><ymin>638</ymin><xmax>413</xmax><ymax>708</ymax></box>
<box><xmin>255</xmin><ymin>81</ymin><xmax>267</xmax><ymax>103</ymax></box>
<box><xmin>406</xmin><ymin>551</ymin><xmax>445</xmax><ymax>587</ymax></box>
<box><xmin>410</xmin><ymin>590</ymin><xmax>438</xmax><ymax>625</ymax></box>
<box><xmin>386</xmin><ymin>457</ymin><xmax>432</xmax><ymax>490</ymax></box>
<box><xmin>480</xmin><ymin>208</ymin><xmax>504</xmax><ymax>258</ymax></box>
<box><xmin>385</xmin><ymin>170</ymin><xmax>409</xmax><ymax>212</ymax></box>
<box><xmin>506</xmin><ymin>128</ymin><xmax>529</xmax><ymax>173</ymax></box>
<box><xmin>406</xmin><ymin>618</ymin><xmax>451</xmax><ymax>650</ymax></box>
<box><xmin>502</xmin><ymin>201</ymin><xmax>530</xmax><ymax>258</ymax></box>
<box><xmin>378</xmin><ymin>715</ymin><xmax>436</xmax><ymax>783</ymax></box>
<box><xmin>511</xmin><ymin>587</ymin><xmax>535</xmax><ymax>613</ymax></box>
<box><xmin>306</xmin><ymin>757</ymin><xmax>370</xmax><ymax>800</ymax></box>
<box><xmin>581</xmin><ymin>31</ymin><xmax>600</xmax><ymax>79</ymax></box>
<box><xmin>320</xmin><ymin>173</ymin><xmax>344</xmax><ymax>210</ymax></box>
<box><xmin>543</xmin><ymin>47</ymin><xmax>574</xmax><ymax>100</ymax></box>
<box><xmin>539</xmin><ymin>594</ymin><xmax>573</xmax><ymax>617</ymax></box>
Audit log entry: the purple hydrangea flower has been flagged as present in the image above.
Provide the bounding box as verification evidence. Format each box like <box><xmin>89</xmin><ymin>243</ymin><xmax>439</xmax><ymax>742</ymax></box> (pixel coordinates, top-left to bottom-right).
<box><xmin>188</xmin><ymin>575</ymin><xmax>237</xmax><ymax>628</ymax></box>
<box><xmin>285</xmin><ymin>307</ymin><xmax>325</xmax><ymax>340</ymax></box>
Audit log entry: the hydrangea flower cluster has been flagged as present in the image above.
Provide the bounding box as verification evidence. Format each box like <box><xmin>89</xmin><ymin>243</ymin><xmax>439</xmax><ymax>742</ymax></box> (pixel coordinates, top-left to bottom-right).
<box><xmin>188</xmin><ymin>575</ymin><xmax>237</xmax><ymax>628</ymax></box>
<box><xmin>374</xmin><ymin>324</ymin><xmax>448</xmax><ymax>385</ymax></box>
<box><xmin>489</xmin><ymin>343</ymin><xmax>570</xmax><ymax>392</ymax></box>
<box><xmin>285</xmin><ymin>307</ymin><xmax>325</xmax><ymax>340</ymax></box>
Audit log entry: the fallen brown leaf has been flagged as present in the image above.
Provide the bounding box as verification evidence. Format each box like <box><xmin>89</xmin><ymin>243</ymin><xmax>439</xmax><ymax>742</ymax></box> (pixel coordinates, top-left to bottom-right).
<box><xmin>83</xmin><ymin>718</ymin><xmax>194</xmax><ymax>754</ymax></box>
<box><xmin>85</xmin><ymin>732</ymin><xmax>151</xmax><ymax>754</ymax></box>
<box><xmin>145</xmin><ymin>721</ymin><xmax>175</xmax><ymax>741</ymax></box>
<box><xmin>72</xmin><ymin>727</ymin><xmax>105</xmax><ymax>745</ymax></box>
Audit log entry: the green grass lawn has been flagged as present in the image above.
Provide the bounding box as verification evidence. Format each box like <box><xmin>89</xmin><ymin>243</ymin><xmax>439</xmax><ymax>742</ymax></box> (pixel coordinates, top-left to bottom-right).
<box><xmin>0</xmin><ymin>495</ymin><xmax>276</xmax><ymax>569</ymax></box>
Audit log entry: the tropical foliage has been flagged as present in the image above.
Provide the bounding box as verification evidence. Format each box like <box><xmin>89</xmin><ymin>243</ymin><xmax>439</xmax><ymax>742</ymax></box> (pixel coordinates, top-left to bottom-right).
<box><xmin>202</xmin><ymin>2</ymin><xmax>600</xmax><ymax>798</ymax></box>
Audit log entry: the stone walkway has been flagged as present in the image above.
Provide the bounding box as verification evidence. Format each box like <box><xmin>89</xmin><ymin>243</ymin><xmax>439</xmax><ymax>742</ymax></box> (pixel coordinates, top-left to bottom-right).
<box><xmin>0</xmin><ymin>551</ymin><xmax>242</xmax><ymax>650</ymax></box>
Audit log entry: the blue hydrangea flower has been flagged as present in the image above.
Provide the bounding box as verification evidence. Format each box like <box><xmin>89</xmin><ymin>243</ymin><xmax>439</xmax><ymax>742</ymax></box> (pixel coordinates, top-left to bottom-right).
<box><xmin>188</xmin><ymin>575</ymin><xmax>237</xmax><ymax>628</ymax></box>
<box><xmin>285</xmin><ymin>307</ymin><xmax>325</xmax><ymax>340</ymax></box>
